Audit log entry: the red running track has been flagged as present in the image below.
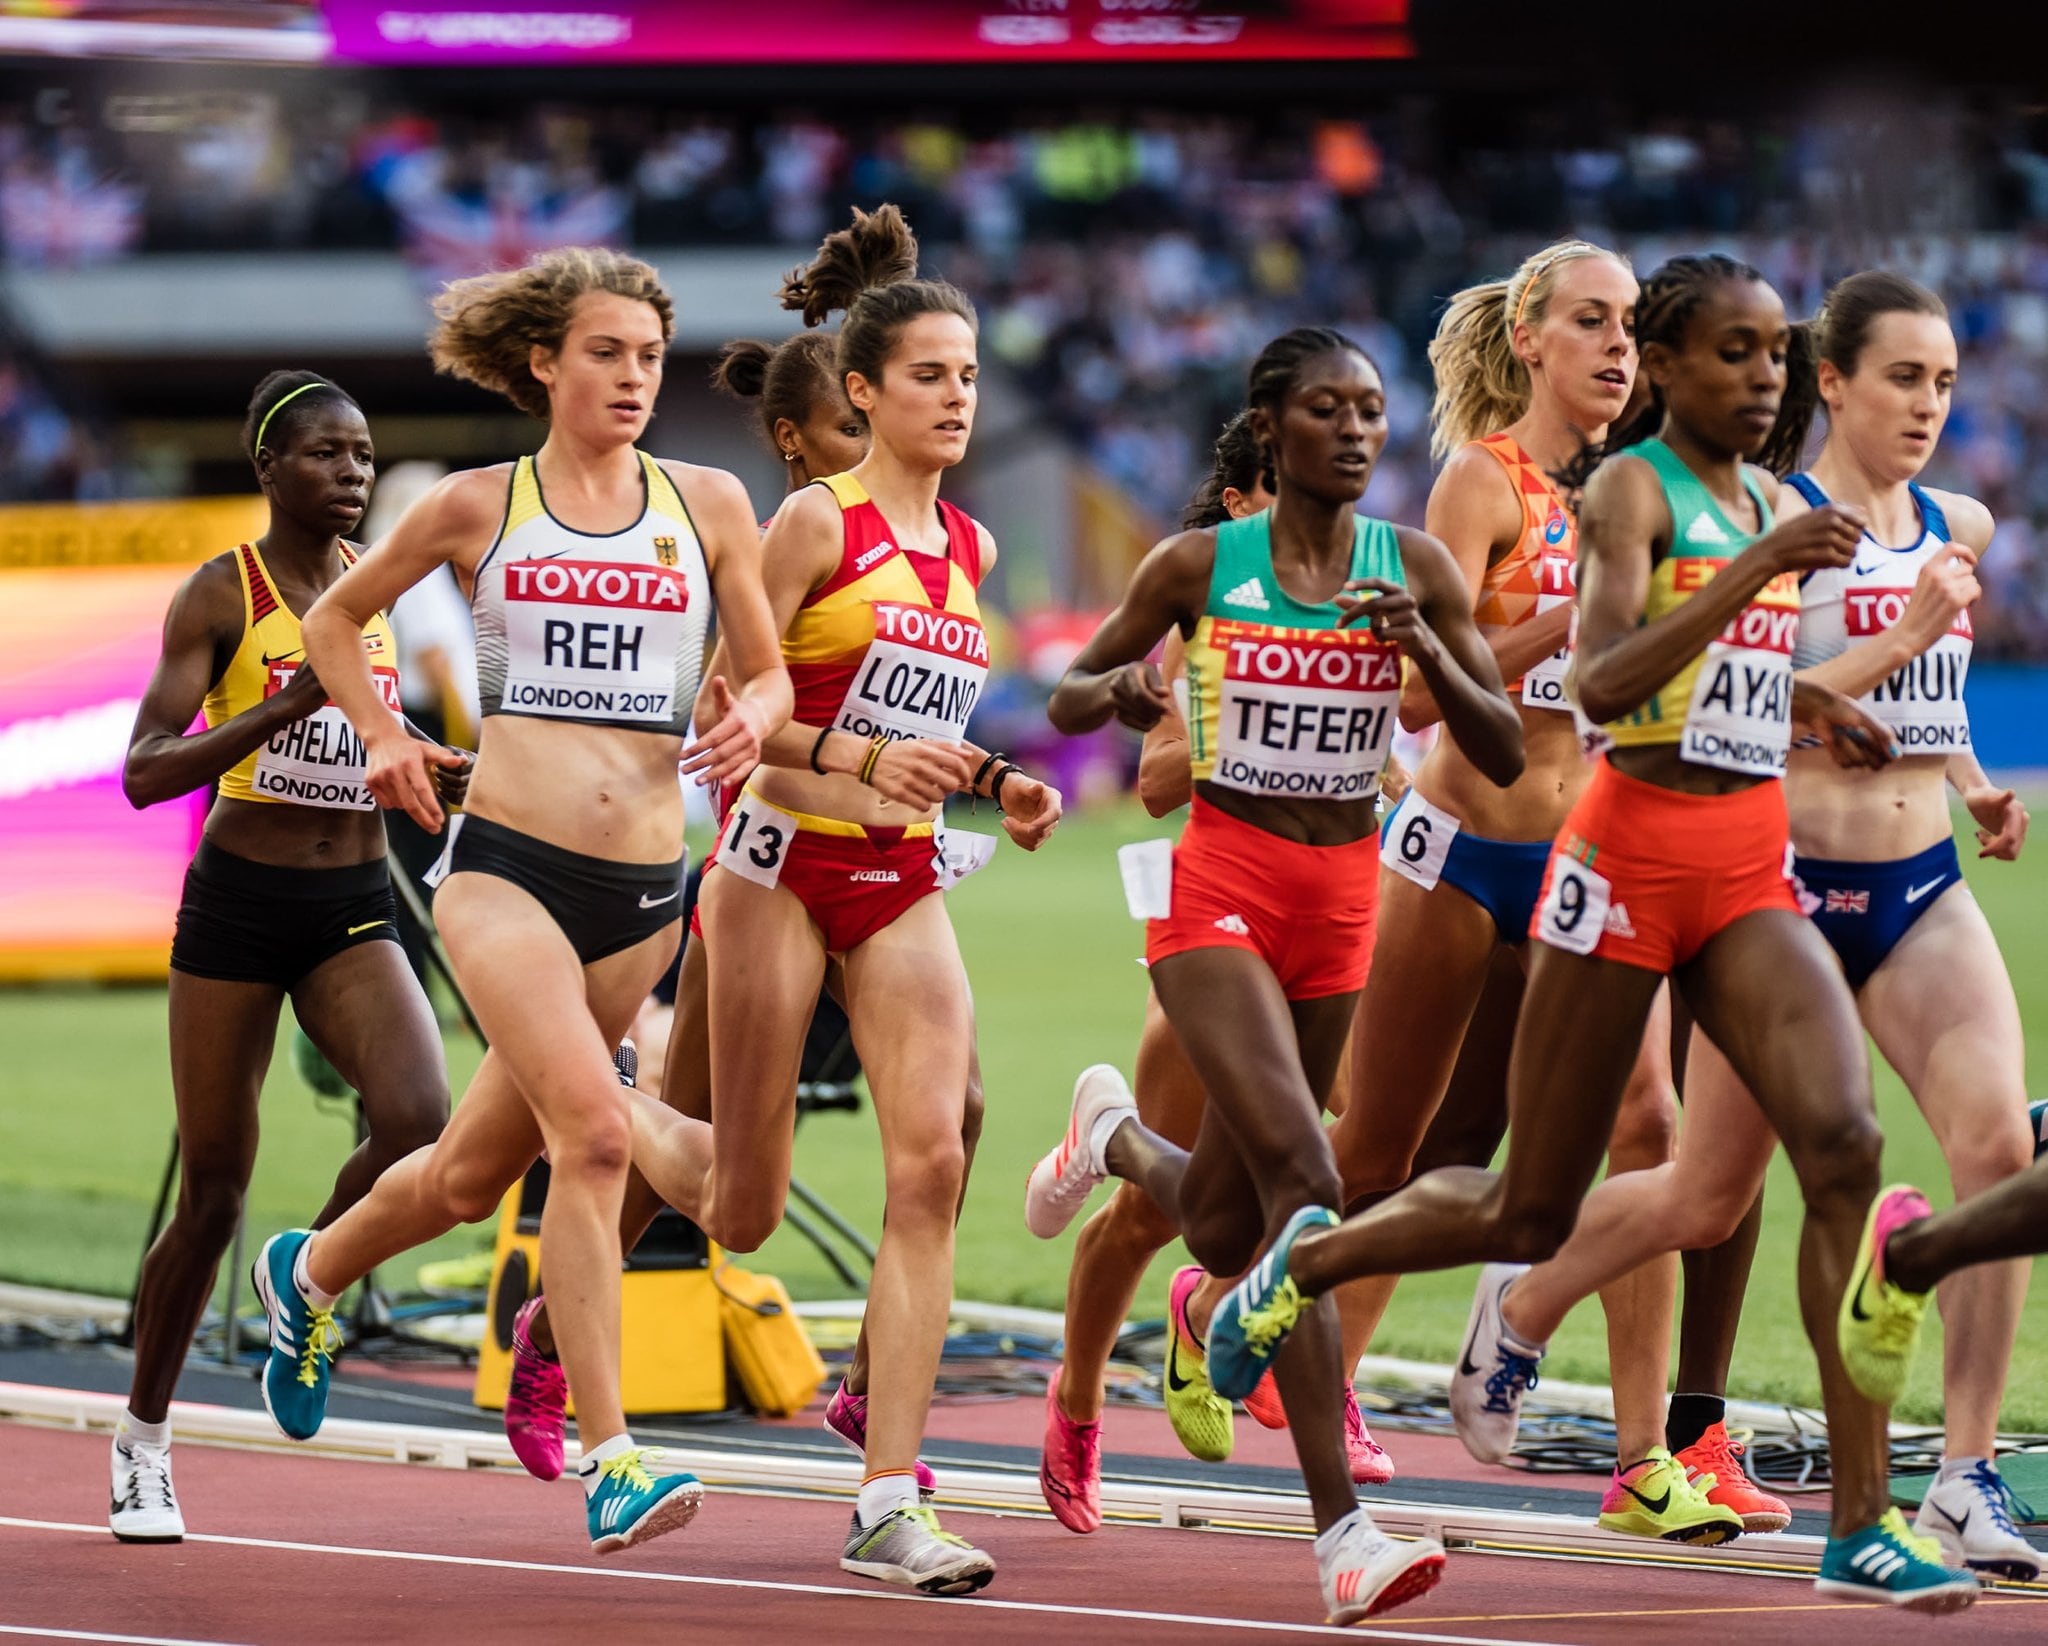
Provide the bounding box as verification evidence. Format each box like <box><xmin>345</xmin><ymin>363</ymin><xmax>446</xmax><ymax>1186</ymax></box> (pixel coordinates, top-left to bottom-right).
<box><xmin>3</xmin><ymin>1423</ymin><xmax>2044</xmax><ymax>1646</ymax></box>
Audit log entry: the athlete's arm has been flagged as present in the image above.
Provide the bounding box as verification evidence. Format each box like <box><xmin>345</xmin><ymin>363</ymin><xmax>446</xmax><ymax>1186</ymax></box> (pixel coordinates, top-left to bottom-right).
<box><xmin>1136</xmin><ymin>628</ymin><xmax>1193</xmax><ymax>817</ymax></box>
<box><xmin>669</xmin><ymin>464</ymin><xmax>792</xmax><ymax>786</ymax></box>
<box><xmin>302</xmin><ymin>471</ymin><xmax>495</xmax><ymax>829</ymax></box>
<box><xmin>123</xmin><ymin>556</ymin><xmax>330</xmax><ymax>807</ymax></box>
<box><xmin>1347</xmin><ymin>528</ymin><xmax>1522</xmax><ymax>787</ymax></box>
<box><xmin>1570</xmin><ymin>456</ymin><xmax>1864</xmax><ymax>725</ymax></box>
<box><xmin>1796</xmin><ymin>544</ymin><xmax>1980</xmax><ymax>699</ymax></box>
<box><xmin>1402</xmin><ymin>446</ymin><xmax>1569</xmax><ymax>730</ymax></box>
<box><xmin>1049</xmin><ymin>531</ymin><xmax>1210</xmax><ymax>736</ymax></box>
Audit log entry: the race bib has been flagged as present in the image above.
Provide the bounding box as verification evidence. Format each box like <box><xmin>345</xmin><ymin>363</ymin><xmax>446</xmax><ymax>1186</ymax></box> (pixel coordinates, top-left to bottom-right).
<box><xmin>935</xmin><ymin>825</ymin><xmax>998</xmax><ymax>891</ymax></box>
<box><xmin>500</xmin><ymin>559</ymin><xmax>689</xmax><ymax>725</ymax></box>
<box><xmin>1845</xmin><ymin>584</ymin><xmax>1972</xmax><ymax>752</ymax></box>
<box><xmin>1519</xmin><ymin>551</ymin><xmax>1576</xmax><ymax>711</ymax></box>
<box><xmin>1680</xmin><ymin>571</ymin><xmax>1799</xmax><ymax>777</ymax></box>
<box><xmin>714</xmin><ymin>796</ymin><xmax>799</xmax><ymax>890</ymax></box>
<box><xmin>1209</xmin><ymin>619</ymin><xmax>1402</xmax><ymax>800</ymax></box>
<box><xmin>1117</xmin><ymin>838</ymin><xmax>1175</xmax><ymax>920</ymax></box>
<box><xmin>251</xmin><ymin>661</ymin><xmax>398</xmax><ymax>810</ymax></box>
<box><xmin>1383</xmin><ymin>790</ymin><xmax>1459</xmax><ymax>892</ymax></box>
<box><xmin>835</xmin><ymin>602</ymin><xmax>990</xmax><ymax>745</ymax></box>
<box><xmin>1535</xmin><ymin>851</ymin><xmax>1613</xmax><ymax>956</ymax></box>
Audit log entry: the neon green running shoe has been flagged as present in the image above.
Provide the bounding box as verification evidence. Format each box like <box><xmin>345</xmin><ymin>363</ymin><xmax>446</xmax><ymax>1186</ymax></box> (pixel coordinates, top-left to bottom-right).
<box><xmin>1598</xmin><ymin>1447</ymin><xmax>1743</xmax><ymax>1545</ymax></box>
<box><xmin>1837</xmin><ymin>1184</ymin><xmax>1934</xmax><ymax>1404</ymax></box>
<box><xmin>1164</xmin><ymin>1265</ymin><xmax>1232</xmax><ymax>1464</ymax></box>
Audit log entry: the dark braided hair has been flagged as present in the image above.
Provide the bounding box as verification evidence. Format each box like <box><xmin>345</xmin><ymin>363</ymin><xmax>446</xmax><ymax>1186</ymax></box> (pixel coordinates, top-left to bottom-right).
<box><xmin>241</xmin><ymin>370</ymin><xmax>359</xmax><ymax>465</ymax></box>
<box><xmin>1756</xmin><ymin>270</ymin><xmax>1948</xmax><ymax>478</ymax></box>
<box><xmin>1554</xmin><ymin>254</ymin><xmax>1768</xmax><ymax>493</ymax></box>
<box><xmin>1245</xmin><ymin>326</ymin><xmax>1376</xmax><ymax>485</ymax></box>
<box><xmin>1182</xmin><ymin>410</ymin><xmax>1268</xmax><ymax>528</ymax></box>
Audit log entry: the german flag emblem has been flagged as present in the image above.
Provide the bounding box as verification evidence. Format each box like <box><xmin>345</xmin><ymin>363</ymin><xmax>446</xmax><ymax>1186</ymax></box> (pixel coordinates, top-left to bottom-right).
<box><xmin>654</xmin><ymin>536</ymin><xmax>678</xmax><ymax>567</ymax></box>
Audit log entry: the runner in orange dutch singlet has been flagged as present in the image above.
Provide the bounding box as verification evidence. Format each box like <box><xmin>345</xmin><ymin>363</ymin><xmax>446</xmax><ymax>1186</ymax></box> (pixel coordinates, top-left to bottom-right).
<box><xmin>1208</xmin><ymin>257</ymin><xmax>1981</xmax><ymax>1614</ymax></box>
<box><xmin>623</xmin><ymin>206</ymin><xmax>1061</xmax><ymax>1594</ymax></box>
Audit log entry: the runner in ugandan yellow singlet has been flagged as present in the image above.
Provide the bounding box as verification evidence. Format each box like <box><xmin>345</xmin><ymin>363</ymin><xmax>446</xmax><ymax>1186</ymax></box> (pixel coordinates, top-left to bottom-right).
<box><xmin>114</xmin><ymin>371</ymin><xmax>461</xmax><ymax>1544</ymax></box>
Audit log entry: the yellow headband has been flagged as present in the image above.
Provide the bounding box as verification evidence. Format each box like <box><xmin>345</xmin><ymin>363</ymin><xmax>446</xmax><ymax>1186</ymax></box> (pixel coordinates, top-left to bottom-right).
<box><xmin>1512</xmin><ymin>247</ymin><xmax>1583</xmax><ymax>335</ymax></box>
<box><xmin>255</xmin><ymin>381</ymin><xmax>335</xmax><ymax>455</ymax></box>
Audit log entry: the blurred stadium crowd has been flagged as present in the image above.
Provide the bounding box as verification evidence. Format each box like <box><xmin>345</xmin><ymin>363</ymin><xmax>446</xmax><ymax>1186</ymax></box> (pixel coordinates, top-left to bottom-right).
<box><xmin>6</xmin><ymin>91</ymin><xmax>2048</xmax><ymax>655</ymax></box>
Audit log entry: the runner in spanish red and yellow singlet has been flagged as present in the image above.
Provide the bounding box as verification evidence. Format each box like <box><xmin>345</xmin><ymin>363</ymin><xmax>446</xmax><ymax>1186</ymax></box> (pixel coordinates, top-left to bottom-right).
<box><xmin>114</xmin><ymin>371</ymin><xmax>457</xmax><ymax>1543</ymax></box>
<box><xmin>1211</xmin><ymin>257</ymin><xmax>1980</xmax><ymax>1614</ymax></box>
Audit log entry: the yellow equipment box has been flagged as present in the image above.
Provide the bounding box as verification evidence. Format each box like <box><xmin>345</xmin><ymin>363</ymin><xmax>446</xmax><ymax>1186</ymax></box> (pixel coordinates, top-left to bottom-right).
<box><xmin>474</xmin><ymin>1162</ymin><xmax>727</xmax><ymax>1417</ymax></box>
<box><xmin>715</xmin><ymin>1260</ymin><xmax>827</xmax><ymax>1418</ymax></box>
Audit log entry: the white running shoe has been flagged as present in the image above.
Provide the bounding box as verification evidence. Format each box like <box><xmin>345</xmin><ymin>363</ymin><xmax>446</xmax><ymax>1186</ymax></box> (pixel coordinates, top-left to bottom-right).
<box><xmin>110</xmin><ymin>1438</ymin><xmax>183</xmax><ymax>1543</ymax></box>
<box><xmin>1023</xmin><ymin>1064</ymin><xmax>1138</xmax><ymax>1239</ymax></box>
<box><xmin>841</xmin><ymin>1504</ymin><xmax>995</xmax><ymax>1595</ymax></box>
<box><xmin>1317</xmin><ymin>1508</ymin><xmax>1446</xmax><ymax>1623</ymax></box>
<box><xmin>1448</xmin><ymin>1262</ymin><xmax>1541</xmax><ymax>1465</ymax></box>
<box><xmin>1914</xmin><ymin>1461</ymin><xmax>2044</xmax><ymax>1581</ymax></box>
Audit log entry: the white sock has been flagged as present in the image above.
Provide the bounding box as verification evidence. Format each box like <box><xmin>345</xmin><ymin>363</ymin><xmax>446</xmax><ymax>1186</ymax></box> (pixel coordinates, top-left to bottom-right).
<box><xmin>1087</xmin><ymin>1103</ymin><xmax>1135</xmax><ymax>1172</ymax></box>
<box><xmin>1938</xmin><ymin>1454</ymin><xmax>1991</xmax><ymax>1484</ymax></box>
<box><xmin>1315</xmin><ymin>1506</ymin><xmax>1374</xmax><ymax>1555</ymax></box>
<box><xmin>578</xmin><ymin>1432</ymin><xmax>638</xmax><ymax>1498</ymax></box>
<box><xmin>293</xmin><ymin>1241</ymin><xmax>339</xmax><ymax>1311</ymax></box>
<box><xmin>856</xmin><ymin>1471</ymin><xmax>920</xmax><ymax>1525</ymax></box>
<box><xmin>118</xmin><ymin>1410</ymin><xmax>169</xmax><ymax>1451</ymax></box>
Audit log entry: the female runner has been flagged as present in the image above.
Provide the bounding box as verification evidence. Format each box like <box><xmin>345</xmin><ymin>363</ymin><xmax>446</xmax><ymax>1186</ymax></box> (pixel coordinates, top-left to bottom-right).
<box><xmin>1207</xmin><ymin>256</ymin><xmax>1981</xmax><ymax>1611</ymax></box>
<box><xmin>1027</xmin><ymin>326</ymin><xmax>1524</xmax><ymax>1620</ymax></box>
<box><xmin>1461</xmin><ymin>271</ymin><xmax>2036</xmax><ymax>1577</ymax></box>
<box><xmin>249</xmin><ymin>247</ymin><xmax>791</xmax><ymax>1557</ymax></box>
<box><xmin>111</xmin><ymin>371</ymin><xmax>455</xmax><ymax>1542</ymax></box>
<box><xmin>622</xmin><ymin>205</ymin><xmax>1061</xmax><ymax>1594</ymax></box>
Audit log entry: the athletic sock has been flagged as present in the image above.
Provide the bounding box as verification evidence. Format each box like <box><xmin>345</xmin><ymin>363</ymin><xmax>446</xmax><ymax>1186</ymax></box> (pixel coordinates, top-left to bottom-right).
<box><xmin>1087</xmin><ymin>1104</ymin><xmax>1133</xmax><ymax>1173</ymax></box>
<box><xmin>1937</xmin><ymin>1454</ymin><xmax>1991</xmax><ymax>1484</ymax></box>
<box><xmin>1314</xmin><ymin>1506</ymin><xmax>1369</xmax><ymax>1556</ymax></box>
<box><xmin>1665</xmin><ymin>1393</ymin><xmax>1726</xmax><ymax>1455</ymax></box>
<box><xmin>578</xmin><ymin>1432</ymin><xmax>639</xmax><ymax>1498</ymax></box>
<box><xmin>118</xmin><ymin>1410</ymin><xmax>169</xmax><ymax>1451</ymax></box>
<box><xmin>293</xmin><ymin>1241</ymin><xmax>340</xmax><ymax>1312</ymax></box>
<box><xmin>856</xmin><ymin>1469</ymin><xmax>920</xmax><ymax>1525</ymax></box>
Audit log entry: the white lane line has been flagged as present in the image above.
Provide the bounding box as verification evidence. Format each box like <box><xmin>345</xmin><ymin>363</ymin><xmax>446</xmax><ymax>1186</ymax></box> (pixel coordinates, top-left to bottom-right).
<box><xmin>0</xmin><ymin>1629</ymin><xmax>257</xmax><ymax>1646</ymax></box>
<box><xmin>0</xmin><ymin>1516</ymin><xmax>1569</xmax><ymax>1645</ymax></box>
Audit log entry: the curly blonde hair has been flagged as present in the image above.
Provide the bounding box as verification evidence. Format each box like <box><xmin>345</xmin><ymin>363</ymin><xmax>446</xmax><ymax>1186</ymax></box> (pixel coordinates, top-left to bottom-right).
<box><xmin>1427</xmin><ymin>240</ymin><xmax>1627</xmax><ymax>460</ymax></box>
<box><xmin>429</xmin><ymin>247</ymin><xmax>674</xmax><ymax>420</ymax></box>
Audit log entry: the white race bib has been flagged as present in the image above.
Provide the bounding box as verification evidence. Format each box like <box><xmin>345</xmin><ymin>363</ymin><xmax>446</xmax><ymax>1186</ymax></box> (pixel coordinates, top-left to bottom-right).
<box><xmin>1681</xmin><ymin>577</ymin><xmax>1800</xmax><ymax>776</ymax></box>
<box><xmin>935</xmin><ymin>825</ymin><xmax>998</xmax><ymax>891</ymax></box>
<box><xmin>1535</xmin><ymin>852</ymin><xmax>1613</xmax><ymax>956</ymax></box>
<box><xmin>714</xmin><ymin>796</ymin><xmax>799</xmax><ymax>890</ymax></box>
<box><xmin>1117</xmin><ymin>838</ymin><xmax>1175</xmax><ymax>920</ymax></box>
<box><xmin>1208</xmin><ymin>619</ymin><xmax>1402</xmax><ymax>801</ymax></box>
<box><xmin>251</xmin><ymin>660</ymin><xmax>397</xmax><ymax>811</ymax></box>
<box><xmin>1382</xmin><ymin>789</ymin><xmax>1459</xmax><ymax>892</ymax></box>
<box><xmin>500</xmin><ymin>559</ymin><xmax>690</xmax><ymax>726</ymax></box>
<box><xmin>1846</xmin><ymin>585</ymin><xmax>1972</xmax><ymax>753</ymax></box>
<box><xmin>835</xmin><ymin>601</ymin><xmax>990</xmax><ymax>745</ymax></box>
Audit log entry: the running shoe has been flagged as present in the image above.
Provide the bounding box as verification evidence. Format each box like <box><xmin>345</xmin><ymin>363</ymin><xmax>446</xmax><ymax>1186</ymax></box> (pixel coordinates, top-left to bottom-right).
<box><xmin>821</xmin><ymin>1380</ymin><xmax>937</xmax><ymax>1500</ymax></box>
<box><xmin>1163</xmin><ymin>1265</ymin><xmax>1233</xmax><ymax>1464</ymax></box>
<box><xmin>2030</xmin><ymin>1098</ymin><xmax>2047</xmax><ymax>1161</ymax></box>
<box><xmin>586</xmin><ymin>1448</ymin><xmax>702</xmax><ymax>1554</ymax></box>
<box><xmin>109</xmin><ymin>1438</ymin><xmax>183</xmax><ymax>1543</ymax></box>
<box><xmin>1914</xmin><ymin>1460</ymin><xmax>2044</xmax><ymax>1581</ymax></box>
<box><xmin>503</xmin><ymin>1294</ymin><xmax>568</xmax><ymax>1481</ymax></box>
<box><xmin>1242</xmin><ymin>1370</ymin><xmax>1287</xmax><ymax>1430</ymax></box>
<box><xmin>1316</xmin><ymin>1508</ymin><xmax>1446</xmax><ymax>1624</ymax></box>
<box><xmin>1675</xmin><ymin>1421</ymin><xmax>1790</xmax><ymax>1534</ymax></box>
<box><xmin>1038</xmin><ymin>1369</ymin><xmax>1102</xmax><ymax>1533</ymax></box>
<box><xmin>253</xmin><ymin>1229</ymin><xmax>340</xmax><ymax>1442</ymax></box>
<box><xmin>1206</xmin><ymin>1205</ymin><xmax>1335</xmax><ymax>1401</ymax></box>
<box><xmin>1343</xmin><ymin>1385</ymin><xmax>1396</xmax><ymax>1487</ymax></box>
<box><xmin>1598</xmin><ymin>1447</ymin><xmax>1743</xmax><ymax>1545</ymax></box>
<box><xmin>1816</xmin><ymin>1508</ymin><xmax>1981</xmax><ymax>1611</ymax></box>
<box><xmin>1023</xmin><ymin>1064</ymin><xmax>1138</xmax><ymax>1240</ymax></box>
<box><xmin>841</xmin><ymin>1502</ymin><xmax>995</xmax><ymax>1594</ymax></box>
<box><xmin>1447</xmin><ymin>1262</ymin><xmax>1541</xmax><ymax>1465</ymax></box>
<box><xmin>1837</xmin><ymin>1184</ymin><xmax>1934</xmax><ymax>1405</ymax></box>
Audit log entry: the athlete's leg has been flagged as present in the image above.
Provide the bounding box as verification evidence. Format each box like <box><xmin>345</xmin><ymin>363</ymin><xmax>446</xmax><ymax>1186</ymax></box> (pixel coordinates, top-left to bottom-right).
<box><xmin>1885</xmin><ymin>1164</ymin><xmax>2048</xmax><ymax>1291</ymax></box>
<box><xmin>289</xmin><ymin>940</ymin><xmax>449</xmax><ymax>1227</ymax></box>
<box><xmin>1858</xmin><ymin>888</ymin><xmax>2032</xmax><ymax>1463</ymax></box>
<box><xmin>838</xmin><ymin>897</ymin><xmax>972</xmax><ymax>1477</ymax></box>
<box><xmin>1677</xmin><ymin>910</ymin><xmax>1888</xmax><ymax>1537</ymax></box>
<box><xmin>1290</xmin><ymin>951</ymin><xmax>1667</xmax><ymax>1293</ymax></box>
<box><xmin>126</xmin><ymin>975</ymin><xmax>284</xmax><ymax>1424</ymax></box>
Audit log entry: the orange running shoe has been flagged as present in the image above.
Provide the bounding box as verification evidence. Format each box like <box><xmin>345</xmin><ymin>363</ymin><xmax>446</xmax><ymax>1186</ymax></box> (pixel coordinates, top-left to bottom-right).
<box><xmin>1676</xmin><ymin>1421</ymin><xmax>1791</xmax><ymax>1534</ymax></box>
<box><xmin>1243</xmin><ymin>1370</ymin><xmax>1287</xmax><ymax>1429</ymax></box>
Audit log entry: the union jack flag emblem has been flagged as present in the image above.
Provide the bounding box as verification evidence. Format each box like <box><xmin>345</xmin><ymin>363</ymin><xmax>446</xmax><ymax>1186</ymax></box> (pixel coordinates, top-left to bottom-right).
<box><xmin>1824</xmin><ymin>889</ymin><xmax>1870</xmax><ymax>914</ymax></box>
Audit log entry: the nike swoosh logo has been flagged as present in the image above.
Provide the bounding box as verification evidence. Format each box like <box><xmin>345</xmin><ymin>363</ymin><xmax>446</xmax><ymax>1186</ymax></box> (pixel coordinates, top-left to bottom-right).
<box><xmin>1849</xmin><ymin>1269</ymin><xmax>1879</xmax><ymax>1323</ymax></box>
<box><xmin>638</xmin><ymin>890</ymin><xmax>679</xmax><ymax>909</ymax></box>
<box><xmin>347</xmin><ymin>920</ymin><xmax>388</xmax><ymax>935</ymax></box>
<box><xmin>1165</xmin><ymin>1330</ymin><xmax>1195</xmax><ymax>1393</ymax></box>
<box><xmin>1621</xmin><ymin>1481</ymin><xmax>1672</xmax><ymax>1515</ymax></box>
<box><xmin>1933</xmin><ymin>1503</ymin><xmax>1971</xmax><ymax>1532</ymax></box>
<box><xmin>1457</xmin><ymin>1318</ymin><xmax>1486</xmax><ymax>1379</ymax></box>
<box><xmin>1903</xmin><ymin>878</ymin><xmax>1946</xmax><ymax>905</ymax></box>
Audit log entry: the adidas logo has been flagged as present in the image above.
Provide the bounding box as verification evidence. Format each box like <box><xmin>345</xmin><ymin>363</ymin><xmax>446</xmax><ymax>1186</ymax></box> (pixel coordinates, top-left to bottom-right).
<box><xmin>1849</xmin><ymin>1541</ymin><xmax>1909</xmax><ymax>1582</ymax></box>
<box><xmin>599</xmin><ymin>1494</ymin><xmax>627</xmax><ymax>1531</ymax></box>
<box><xmin>1604</xmin><ymin>901</ymin><xmax>1636</xmax><ymax>938</ymax></box>
<box><xmin>1213</xmin><ymin>913</ymin><xmax>1250</xmax><ymax>935</ymax></box>
<box><xmin>1684</xmin><ymin>512</ymin><xmax>1730</xmax><ymax>546</ymax></box>
<box><xmin>1222</xmin><ymin>578</ymin><xmax>1270</xmax><ymax>612</ymax></box>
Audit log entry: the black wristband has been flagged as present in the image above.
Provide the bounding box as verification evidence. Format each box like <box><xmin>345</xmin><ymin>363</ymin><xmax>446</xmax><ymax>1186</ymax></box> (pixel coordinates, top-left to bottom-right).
<box><xmin>990</xmin><ymin>762</ymin><xmax>1019</xmax><ymax>812</ymax></box>
<box><xmin>809</xmin><ymin>727</ymin><xmax>834</xmax><ymax>775</ymax></box>
<box><xmin>971</xmin><ymin>750</ymin><xmax>1006</xmax><ymax>795</ymax></box>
